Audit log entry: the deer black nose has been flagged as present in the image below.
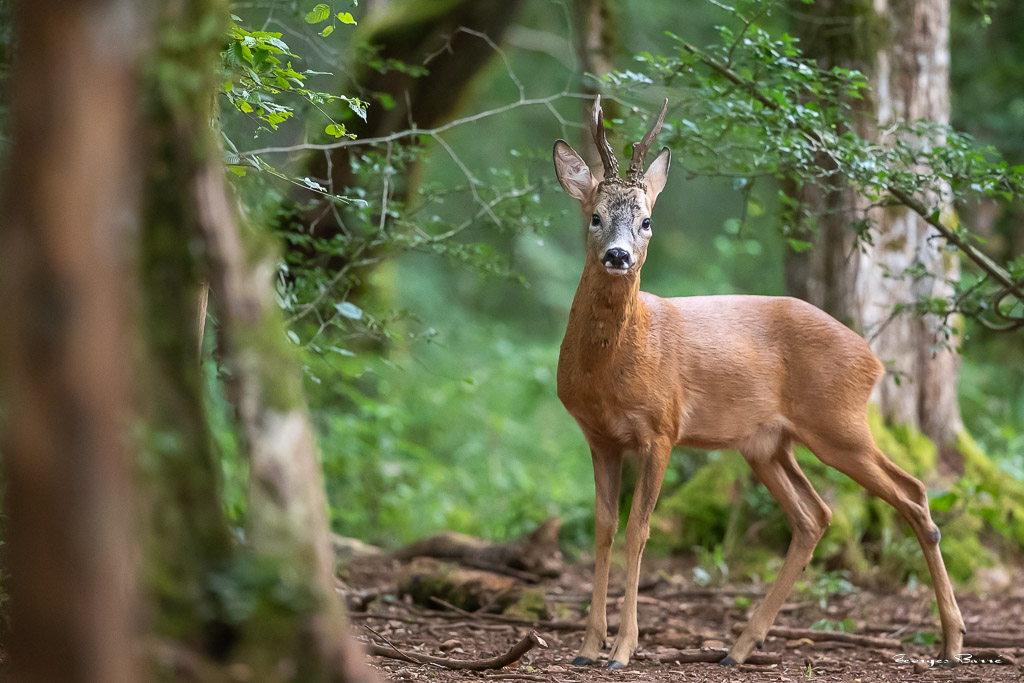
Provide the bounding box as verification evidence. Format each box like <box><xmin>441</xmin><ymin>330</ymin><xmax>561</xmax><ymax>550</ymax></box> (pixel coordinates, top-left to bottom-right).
<box><xmin>603</xmin><ymin>248</ymin><xmax>631</xmax><ymax>269</ymax></box>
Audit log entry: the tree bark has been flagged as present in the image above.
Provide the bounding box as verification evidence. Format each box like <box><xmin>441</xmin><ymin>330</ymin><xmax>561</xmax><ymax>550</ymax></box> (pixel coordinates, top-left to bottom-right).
<box><xmin>139</xmin><ymin>0</ymin><xmax>236</xmax><ymax>653</ymax></box>
<box><xmin>572</xmin><ymin>0</ymin><xmax>615</xmax><ymax>173</ymax></box>
<box><xmin>186</xmin><ymin>16</ymin><xmax>374</xmax><ymax>681</ymax></box>
<box><xmin>787</xmin><ymin>0</ymin><xmax>963</xmax><ymax>469</ymax></box>
<box><xmin>195</xmin><ymin>162</ymin><xmax>374</xmax><ymax>681</ymax></box>
<box><xmin>0</xmin><ymin>0</ymin><xmax>143</xmax><ymax>680</ymax></box>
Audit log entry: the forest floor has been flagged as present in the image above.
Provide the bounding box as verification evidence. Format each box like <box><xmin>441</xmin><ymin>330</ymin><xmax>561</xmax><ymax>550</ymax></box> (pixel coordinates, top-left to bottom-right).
<box><xmin>346</xmin><ymin>553</ymin><xmax>1024</xmax><ymax>683</ymax></box>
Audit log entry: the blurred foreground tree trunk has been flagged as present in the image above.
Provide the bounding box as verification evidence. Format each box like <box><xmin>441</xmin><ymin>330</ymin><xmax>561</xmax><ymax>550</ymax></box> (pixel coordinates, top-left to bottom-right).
<box><xmin>0</xmin><ymin>0</ymin><xmax>143</xmax><ymax>680</ymax></box>
<box><xmin>787</xmin><ymin>0</ymin><xmax>963</xmax><ymax>470</ymax></box>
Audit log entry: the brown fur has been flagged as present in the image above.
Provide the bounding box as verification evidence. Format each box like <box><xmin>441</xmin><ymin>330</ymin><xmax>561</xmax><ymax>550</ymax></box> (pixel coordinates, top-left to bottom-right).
<box><xmin>552</xmin><ymin>104</ymin><xmax>965</xmax><ymax>669</ymax></box>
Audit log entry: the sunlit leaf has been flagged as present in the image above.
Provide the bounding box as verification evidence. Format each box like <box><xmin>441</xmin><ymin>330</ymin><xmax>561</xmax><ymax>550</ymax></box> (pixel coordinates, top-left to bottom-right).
<box><xmin>304</xmin><ymin>3</ymin><xmax>330</xmax><ymax>23</ymax></box>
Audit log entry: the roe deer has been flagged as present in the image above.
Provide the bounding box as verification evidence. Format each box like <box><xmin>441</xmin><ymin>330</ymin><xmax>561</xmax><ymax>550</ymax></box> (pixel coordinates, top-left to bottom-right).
<box><xmin>552</xmin><ymin>97</ymin><xmax>965</xmax><ymax>669</ymax></box>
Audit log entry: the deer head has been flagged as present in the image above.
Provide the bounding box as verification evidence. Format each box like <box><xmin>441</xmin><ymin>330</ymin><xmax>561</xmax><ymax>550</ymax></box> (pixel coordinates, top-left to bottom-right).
<box><xmin>552</xmin><ymin>96</ymin><xmax>671</xmax><ymax>276</ymax></box>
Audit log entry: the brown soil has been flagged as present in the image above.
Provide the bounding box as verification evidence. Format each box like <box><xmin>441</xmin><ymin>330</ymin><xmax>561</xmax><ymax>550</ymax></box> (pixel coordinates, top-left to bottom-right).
<box><xmin>346</xmin><ymin>554</ymin><xmax>1024</xmax><ymax>683</ymax></box>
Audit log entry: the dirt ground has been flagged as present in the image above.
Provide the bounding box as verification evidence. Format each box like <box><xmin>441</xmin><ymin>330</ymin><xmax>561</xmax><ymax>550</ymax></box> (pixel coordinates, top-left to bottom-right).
<box><xmin>345</xmin><ymin>554</ymin><xmax>1024</xmax><ymax>683</ymax></box>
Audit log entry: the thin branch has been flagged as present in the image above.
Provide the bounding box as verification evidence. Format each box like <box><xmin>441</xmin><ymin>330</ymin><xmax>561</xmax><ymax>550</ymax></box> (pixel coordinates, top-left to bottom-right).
<box><xmin>239</xmin><ymin>92</ymin><xmax>591</xmax><ymax>157</ymax></box>
<box><xmin>676</xmin><ymin>38</ymin><xmax>1024</xmax><ymax>312</ymax></box>
<box><xmin>657</xmin><ymin>648</ymin><xmax>781</xmax><ymax>665</ymax></box>
<box><xmin>732</xmin><ymin>623</ymin><xmax>901</xmax><ymax>649</ymax></box>
<box><xmin>364</xmin><ymin>630</ymin><xmax>548</xmax><ymax>671</ymax></box>
<box><xmin>425</xmin><ymin>27</ymin><xmax>525</xmax><ymax>100</ymax></box>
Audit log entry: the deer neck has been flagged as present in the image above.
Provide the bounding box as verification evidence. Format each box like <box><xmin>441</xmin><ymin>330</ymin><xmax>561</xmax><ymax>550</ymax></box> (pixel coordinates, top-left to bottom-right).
<box><xmin>563</xmin><ymin>262</ymin><xmax>650</xmax><ymax>362</ymax></box>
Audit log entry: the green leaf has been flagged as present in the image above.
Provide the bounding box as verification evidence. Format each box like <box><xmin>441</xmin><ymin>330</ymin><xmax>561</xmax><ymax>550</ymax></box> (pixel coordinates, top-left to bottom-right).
<box><xmin>337</xmin><ymin>11</ymin><xmax>357</xmax><ymax>24</ymax></box>
<box><xmin>305</xmin><ymin>3</ymin><xmax>331</xmax><ymax>23</ymax></box>
<box><xmin>929</xmin><ymin>490</ymin><xmax>958</xmax><ymax>512</ymax></box>
<box><xmin>786</xmin><ymin>238</ymin><xmax>813</xmax><ymax>253</ymax></box>
<box><xmin>228</xmin><ymin>166</ymin><xmax>247</xmax><ymax>177</ymax></box>
<box><xmin>319</xmin><ymin>25</ymin><xmax>334</xmax><ymax>37</ymax></box>
<box><xmin>325</xmin><ymin>123</ymin><xmax>346</xmax><ymax>138</ymax></box>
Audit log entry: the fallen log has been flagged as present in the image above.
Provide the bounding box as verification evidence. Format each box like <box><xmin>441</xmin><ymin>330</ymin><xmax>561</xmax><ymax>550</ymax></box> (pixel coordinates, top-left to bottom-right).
<box><xmin>392</xmin><ymin>517</ymin><xmax>564</xmax><ymax>579</ymax></box>
<box><xmin>398</xmin><ymin>558</ymin><xmax>533</xmax><ymax>614</ymax></box>
<box><xmin>365</xmin><ymin>630</ymin><xmax>548</xmax><ymax>670</ymax></box>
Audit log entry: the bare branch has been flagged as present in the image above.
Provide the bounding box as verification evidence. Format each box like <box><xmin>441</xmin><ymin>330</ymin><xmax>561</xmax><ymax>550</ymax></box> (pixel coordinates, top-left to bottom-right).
<box><xmin>364</xmin><ymin>630</ymin><xmax>548</xmax><ymax>671</ymax></box>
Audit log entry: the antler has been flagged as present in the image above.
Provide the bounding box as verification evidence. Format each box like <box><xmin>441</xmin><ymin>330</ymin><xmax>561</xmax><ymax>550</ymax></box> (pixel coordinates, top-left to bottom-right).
<box><xmin>626</xmin><ymin>98</ymin><xmax>668</xmax><ymax>181</ymax></box>
<box><xmin>590</xmin><ymin>95</ymin><xmax>620</xmax><ymax>180</ymax></box>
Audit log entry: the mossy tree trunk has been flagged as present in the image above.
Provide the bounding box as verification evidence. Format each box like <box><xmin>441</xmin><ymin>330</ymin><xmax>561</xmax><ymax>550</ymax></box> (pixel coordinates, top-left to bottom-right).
<box><xmin>176</xmin><ymin>2</ymin><xmax>374</xmax><ymax>680</ymax></box>
<box><xmin>139</xmin><ymin>0</ymin><xmax>236</xmax><ymax>653</ymax></box>
<box><xmin>0</xmin><ymin>0</ymin><xmax>143</xmax><ymax>679</ymax></box>
<box><xmin>787</xmin><ymin>0</ymin><xmax>963</xmax><ymax>471</ymax></box>
<box><xmin>143</xmin><ymin>1</ymin><xmax>374</xmax><ymax>679</ymax></box>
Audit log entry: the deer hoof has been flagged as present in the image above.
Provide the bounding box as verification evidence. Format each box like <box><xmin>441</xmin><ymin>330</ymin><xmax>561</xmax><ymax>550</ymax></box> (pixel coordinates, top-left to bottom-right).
<box><xmin>605</xmin><ymin>660</ymin><xmax>626</xmax><ymax>669</ymax></box>
<box><xmin>718</xmin><ymin>655</ymin><xmax>739</xmax><ymax>667</ymax></box>
<box><xmin>571</xmin><ymin>657</ymin><xmax>594</xmax><ymax>667</ymax></box>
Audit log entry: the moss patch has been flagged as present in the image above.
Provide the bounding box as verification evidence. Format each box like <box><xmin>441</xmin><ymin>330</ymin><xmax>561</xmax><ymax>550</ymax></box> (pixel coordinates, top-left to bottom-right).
<box><xmin>651</xmin><ymin>452</ymin><xmax>752</xmax><ymax>551</ymax></box>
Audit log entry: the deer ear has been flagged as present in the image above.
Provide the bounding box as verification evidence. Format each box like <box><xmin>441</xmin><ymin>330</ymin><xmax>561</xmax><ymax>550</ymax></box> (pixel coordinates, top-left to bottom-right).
<box><xmin>552</xmin><ymin>140</ymin><xmax>597</xmax><ymax>204</ymax></box>
<box><xmin>644</xmin><ymin>146</ymin><xmax>671</xmax><ymax>202</ymax></box>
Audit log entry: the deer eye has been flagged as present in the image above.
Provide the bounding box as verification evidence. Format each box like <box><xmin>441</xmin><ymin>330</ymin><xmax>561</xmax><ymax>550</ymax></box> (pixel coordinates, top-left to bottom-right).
<box><xmin>641</xmin><ymin>218</ymin><xmax>651</xmax><ymax>230</ymax></box>
<box><xmin>591</xmin><ymin>214</ymin><xmax>601</xmax><ymax>227</ymax></box>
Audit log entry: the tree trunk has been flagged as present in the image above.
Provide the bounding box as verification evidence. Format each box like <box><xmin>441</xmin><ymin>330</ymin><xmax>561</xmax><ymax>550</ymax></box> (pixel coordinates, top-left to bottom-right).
<box><xmin>196</xmin><ymin>161</ymin><xmax>374</xmax><ymax>683</ymax></box>
<box><xmin>0</xmin><ymin>0</ymin><xmax>143</xmax><ymax>680</ymax></box>
<box><xmin>139</xmin><ymin>0</ymin><xmax>237</xmax><ymax>653</ymax></box>
<box><xmin>183</xmin><ymin>12</ymin><xmax>373</xmax><ymax>682</ymax></box>
<box><xmin>572</xmin><ymin>0</ymin><xmax>615</xmax><ymax>173</ymax></box>
<box><xmin>787</xmin><ymin>0</ymin><xmax>963</xmax><ymax>470</ymax></box>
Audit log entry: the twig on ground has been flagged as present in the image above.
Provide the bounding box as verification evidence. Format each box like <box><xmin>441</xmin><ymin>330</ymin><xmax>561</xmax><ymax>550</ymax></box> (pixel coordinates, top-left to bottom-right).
<box><xmin>732</xmin><ymin>623</ymin><xmax>900</xmax><ymax>649</ymax></box>
<box><xmin>657</xmin><ymin>648</ymin><xmax>781</xmax><ymax>665</ymax></box>
<box><xmin>430</xmin><ymin>596</ymin><xmax>476</xmax><ymax>616</ymax></box>
<box><xmin>427</xmin><ymin>597</ymin><xmax>584</xmax><ymax>631</ymax></box>
<box><xmin>461</xmin><ymin>558</ymin><xmax>543</xmax><ymax>584</ymax></box>
<box><xmin>964</xmin><ymin>633</ymin><xmax>1024</xmax><ymax>649</ymax></box>
<box><xmin>362</xmin><ymin>625</ymin><xmax>424</xmax><ymax>666</ymax></box>
<box><xmin>364</xmin><ymin>630</ymin><xmax>548</xmax><ymax>671</ymax></box>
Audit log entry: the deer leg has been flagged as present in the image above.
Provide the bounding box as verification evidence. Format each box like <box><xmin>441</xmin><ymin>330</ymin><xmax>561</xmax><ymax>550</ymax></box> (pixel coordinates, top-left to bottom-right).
<box><xmin>804</xmin><ymin>429</ymin><xmax>965</xmax><ymax>660</ymax></box>
<box><xmin>724</xmin><ymin>445</ymin><xmax>831</xmax><ymax>665</ymax></box>
<box><xmin>573</xmin><ymin>446</ymin><xmax>623</xmax><ymax>665</ymax></box>
<box><xmin>606</xmin><ymin>440</ymin><xmax>671</xmax><ymax>669</ymax></box>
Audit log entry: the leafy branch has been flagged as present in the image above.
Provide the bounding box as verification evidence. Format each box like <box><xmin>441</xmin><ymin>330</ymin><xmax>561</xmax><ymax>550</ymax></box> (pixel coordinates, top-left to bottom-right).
<box><xmin>618</xmin><ymin>7</ymin><xmax>1024</xmax><ymax>331</ymax></box>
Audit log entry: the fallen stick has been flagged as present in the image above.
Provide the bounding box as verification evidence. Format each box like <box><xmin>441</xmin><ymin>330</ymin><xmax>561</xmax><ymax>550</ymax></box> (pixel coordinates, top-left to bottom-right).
<box><xmin>657</xmin><ymin>648</ymin><xmax>781</xmax><ymax>665</ymax></box>
<box><xmin>963</xmin><ymin>633</ymin><xmax>1024</xmax><ymax>649</ymax></box>
<box><xmin>732</xmin><ymin>624</ymin><xmax>900</xmax><ymax>649</ymax></box>
<box><xmin>427</xmin><ymin>597</ymin><xmax>584</xmax><ymax>631</ymax></box>
<box><xmin>365</xmin><ymin>630</ymin><xmax>548</xmax><ymax>670</ymax></box>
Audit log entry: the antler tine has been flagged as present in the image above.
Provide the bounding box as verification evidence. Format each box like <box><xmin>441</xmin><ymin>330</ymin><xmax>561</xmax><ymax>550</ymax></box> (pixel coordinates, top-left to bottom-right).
<box><xmin>590</xmin><ymin>95</ymin><xmax>620</xmax><ymax>180</ymax></box>
<box><xmin>627</xmin><ymin>98</ymin><xmax>668</xmax><ymax>180</ymax></box>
